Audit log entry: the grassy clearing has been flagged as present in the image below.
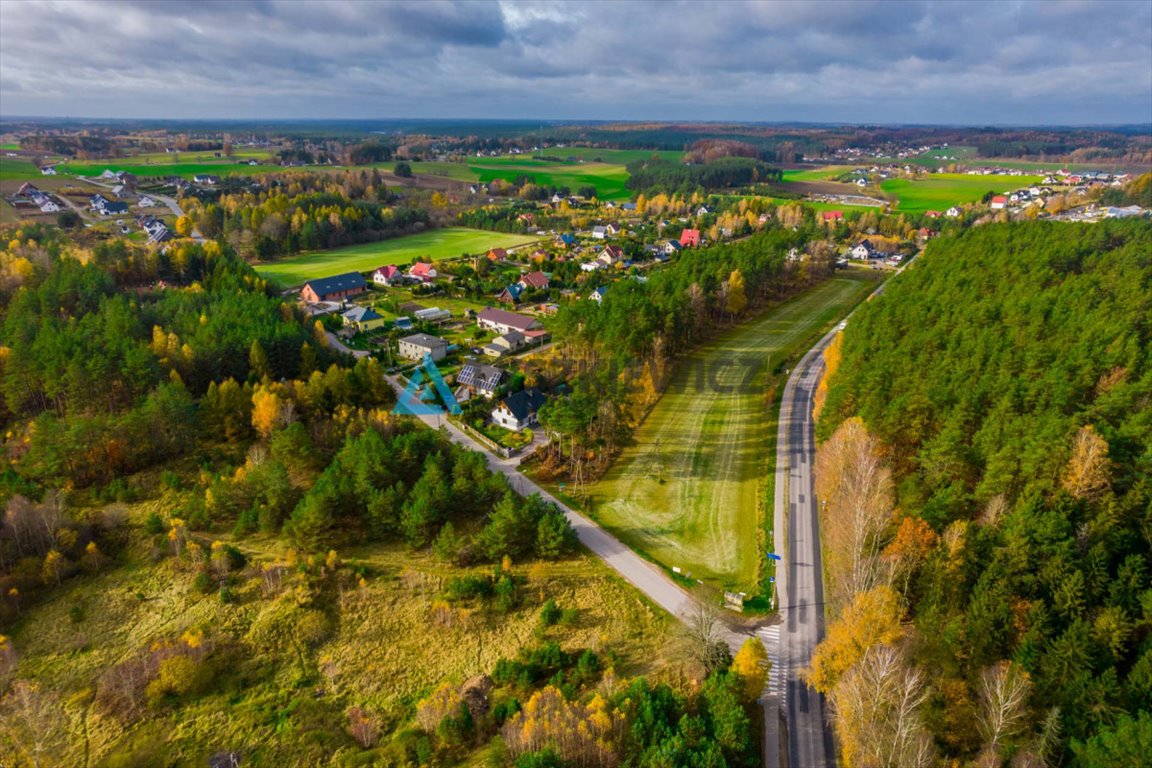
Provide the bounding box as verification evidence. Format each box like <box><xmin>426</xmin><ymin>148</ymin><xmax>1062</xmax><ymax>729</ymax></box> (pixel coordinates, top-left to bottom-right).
<box><xmin>586</xmin><ymin>273</ymin><xmax>881</xmax><ymax>594</ymax></box>
<box><xmin>881</xmin><ymin>172</ymin><xmax>1045</xmax><ymax>212</ymax></box>
<box><xmin>0</xmin><ymin>157</ymin><xmax>41</xmax><ymax>181</ymax></box>
<box><xmin>4</xmin><ymin>491</ymin><xmax>672</xmax><ymax>766</ymax></box>
<box><xmin>57</xmin><ymin>161</ymin><xmax>276</xmax><ymax>179</ymax></box>
<box><xmin>253</xmin><ymin>227</ymin><xmax>540</xmax><ymax>288</ymax></box>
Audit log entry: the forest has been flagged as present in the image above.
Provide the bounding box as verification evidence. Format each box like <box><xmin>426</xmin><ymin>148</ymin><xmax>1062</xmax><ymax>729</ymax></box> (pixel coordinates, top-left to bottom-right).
<box><xmin>179</xmin><ymin>169</ymin><xmax>433</xmax><ymax>260</ymax></box>
<box><xmin>626</xmin><ymin>157</ymin><xmax>783</xmax><ymax>195</ymax></box>
<box><xmin>812</xmin><ymin>221</ymin><xmax>1152</xmax><ymax>767</ymax></box>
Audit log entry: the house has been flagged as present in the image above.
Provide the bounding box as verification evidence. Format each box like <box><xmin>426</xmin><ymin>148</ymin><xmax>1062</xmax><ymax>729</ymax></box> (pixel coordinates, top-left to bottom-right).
<box><xmin>38</xmin><ymin>199</ymin><xmax>61</xmax><ymax>213</ymax></box>
<box><xmin>591</xmin><ymin>225</ymin><xmax>608</xmax><ymax>240</ymax></box>
<box><xmin>111</xmin><ymin>184</ymin><xmax>127</xmax><ymax>197</ymax></box>
<box><xmin>137</xmin><ymin>196</ymin><xmax>158</xmax><ymax>208</ymax></box>
<box><xmin>946</xmin><ymin>206</ymin><xmax>962</xmax><ymax>218</ymax></box>
<box><xmin>621</xmin><ymin>202</ymin><xmax>637</xmax><ymax>212</ymax></box>
<box><xmin>342</xmin><ymin>305</ymin><xmax>387</xmax><ymax>332</ymax></box>
<box><xmin>679</xmin><ymin>228</ymin><xmax>701</xmax><ymax>247</ymax></box>
<box><xmin>851</xmin><ymin>240</ymin><xmax>876</xmax><ymax>260</ymax></box>
<box><xmin>476</xmin><ymin>307</ymin><xmax>542</xmax><ymax>335</ymax></box>
<box><xmin>101</xmin><ymin>201</ymin><xmax>129</xmax><ymax>215</ymax></box>
<box><xmin>483</xmin><ymin>331</ymin><xmax>526</xmax><ymax>357</ymax></box>
<box><xmin>491</xmin><ymin>388</ymin><xmax>547</xmax><ymax>431</ymax></box>
<box><xmin>300</xmin><ymin>272</ymin><xmax>368</xmax><ymax>303</ymax></box>
<box><xmin>580</xmin><ymin>260</ymin><xmax>604</xmax><ymax>272</ymax></box>
<box><xmin>486</xmin><ymin>247</ymin><xmax>508</xmax><ymax>262</ymax></box>
<box><xmin>497</xmin><ymin>283</ymin><xmax>524</xmax><ymax>304</ymax></box>
<box><xmin>529</xmin><ymin>248</ymin><xmax>549</xmax><ymax>263</ymax></box>
<box><xmin>17</xmin><ymin>182</ymin><xmax>39</xmax><ymax>197</ymax></box>
<box><xmin>398</xmin><ymin>333</ymin><xmax>449</xmax><ymax>361</ymax></box>
<box><xmin>589</xmin><ymin>285</ymin><xmax>608</xmax><ymax>304</ymax></box>
<box><xmin>597</xmin><ymin>244</ymin><xmax>624</xmax><ymax>266</ymax></box>
<box><xmin>408</xmin><ymin>262</ymin><xmax>438</xmax><ymax>283</ymax></box>
<box><xmin>696</xmin><ymin>205</ymin><xmax>710</xmax><ymax>217</ymax></box>
<box><xmin>555</xmin><ymin>233</ymin><xmax>577</xmax><ymax>249</ymax></box>
<box><xmin>193</xmin><ymin>174</ymin><xmax>220</xmax><ymax>185</ymax></box>
<box><xmin>372</xmin><ymin>265</ymin><xmax>402</xmax><ymax>286</ymax></box>
<box><xmin>822</xmin><ymin>210</ymin><xmax>844</xmax><ymax>222</ymax></box>
<box><xmin>924</xmin><ymin>210</ymin><xmax>942</xmax><ymax>219</ymax></box>
<box><xmin>606</xmin><ymin>223</ymin><xmax>621</xmax><ymax>236</ymax></box>
<box><xmin>518</xmin><ymin>271</ymin><xmax>550</xmax><ymax>291</ymax></box>
<box><xmin>990</xmin><ymin>195</ymin><xmax>1007</xmax><ymax>210</ymax></box>
<box><xmin>456</xmin><ymin>363</ymin><xmax>506</xmax><ymax>398</ymax></box>
<box><xmin>661</xmin><ymin>239</ymin><xmax>683</xmax><ymax>256</ymax></box>
<box><xmin>39</xmin><ymin>165</ymin><xmax>57</xmax><ymax>176</ymax></box>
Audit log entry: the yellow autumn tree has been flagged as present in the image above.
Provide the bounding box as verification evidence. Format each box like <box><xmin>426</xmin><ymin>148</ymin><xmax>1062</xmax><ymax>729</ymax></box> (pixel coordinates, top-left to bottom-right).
<box><xmin>1061</xmin><ymin>424</ymin><xmax>1111</xmax><ymax>499</ymax></box>
<box><xmin>812</xmin><ymin>332</ymin><xmax>843</xmax><ymax>421</ymax></box>
<box><xmin>725</xmin><ymin>269</ymin><xmax>747</xmax><ymax>317</ymax></box>
<box><xmin>251</xmin><ymin>386</ymin><xmax>282</xmax><ymax>439</ymax></box>
<box><xmin>806</xmin><ymin>585</ymin><xmax>904</xmax><ymax>694</ymax></box>
<box><xmin>731</xmin><ymin>637</ymin><xmax>770</xmax><ymax>702</ymax></box>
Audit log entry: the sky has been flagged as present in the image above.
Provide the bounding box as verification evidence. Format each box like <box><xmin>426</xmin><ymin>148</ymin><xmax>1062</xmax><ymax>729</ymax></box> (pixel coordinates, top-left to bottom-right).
<box><xmin>1</xmin><ymin>0</ymin><xmax>1150</xmax><ymax>125</ymax></box>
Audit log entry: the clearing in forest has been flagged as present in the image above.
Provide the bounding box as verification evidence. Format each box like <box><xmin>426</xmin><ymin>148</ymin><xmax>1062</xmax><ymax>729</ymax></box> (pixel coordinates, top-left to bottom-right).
<box><xmin>589</xmin><ymin>272</ymin><xmax>879</xmax><ymax>592</ymax></box>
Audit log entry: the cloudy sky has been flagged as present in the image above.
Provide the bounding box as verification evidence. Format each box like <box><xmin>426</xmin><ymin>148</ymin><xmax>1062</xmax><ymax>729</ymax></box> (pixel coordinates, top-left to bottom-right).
<box><xmin>2</xmin><ymin>0</ymin><xmax>1150</xmax><ymax>125</ymax></box>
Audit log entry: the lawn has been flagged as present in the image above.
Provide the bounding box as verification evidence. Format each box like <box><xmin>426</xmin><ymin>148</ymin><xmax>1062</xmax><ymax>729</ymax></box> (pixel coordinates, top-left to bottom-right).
<box><xmin>57</xmin><ymin>160</ymin><xmax>277</xmax><ymax>180</ymax></box>
<box><xmin>587</xmin><ymin>272</ymin><xmax>881</xmax><ymax>594</ymax></box>
<box><xmin>253</xmin><ymin>227</ymin><xmax>540</xmax><ymax>287</ymax></box>
<box><xmin>881</xmin><ymin>172</ymin><xmax>1045</xmax><ymax>212</ymax></box>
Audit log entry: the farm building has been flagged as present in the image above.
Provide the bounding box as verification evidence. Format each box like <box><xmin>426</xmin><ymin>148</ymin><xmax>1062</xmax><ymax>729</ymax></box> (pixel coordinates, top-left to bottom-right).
<box><xmin>491</xmin><ymin>388</ymin><xmax>547</xmax><ymax>431</ymax></box>
<box><xmin>301</xmin><ymin>272</ymin><xmax>368</xmax><ymax>303</ymax></box>
<box><xmin>414</xmin><ymin>307</ymin><xmax>452</xmax><ymax>324</ymax></box>
<box><xmin>476</xmin><ymin>307</ymin><xmax>542</xmax><ymax>335</ymax></box>
<box><xmin>398</xmin><ymin>333</ymin><xmax>449</xmax><ymax>362</ymax></box>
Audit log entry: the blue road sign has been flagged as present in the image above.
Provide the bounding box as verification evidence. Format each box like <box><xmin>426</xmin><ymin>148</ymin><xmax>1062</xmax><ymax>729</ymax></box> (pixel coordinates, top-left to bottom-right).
<box><xmin>767</xmin><ymin>552</ymin><xmax>782</xmax><ymax>561</ymax></box>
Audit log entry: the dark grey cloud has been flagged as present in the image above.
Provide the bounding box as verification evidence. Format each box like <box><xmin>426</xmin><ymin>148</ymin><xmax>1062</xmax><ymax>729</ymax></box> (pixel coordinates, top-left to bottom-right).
<box><xmin>1</xmin><ymin>0</ymin><xmax>1149</xmax><ymax>124</ymax></box>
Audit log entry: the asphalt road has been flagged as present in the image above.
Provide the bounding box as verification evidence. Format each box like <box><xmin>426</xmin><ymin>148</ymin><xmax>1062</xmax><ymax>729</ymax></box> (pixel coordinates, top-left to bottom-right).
<box><xmin>773</xmin><ymin>328</ymin><xmax>838</xmax><ymax>768</ymax></box>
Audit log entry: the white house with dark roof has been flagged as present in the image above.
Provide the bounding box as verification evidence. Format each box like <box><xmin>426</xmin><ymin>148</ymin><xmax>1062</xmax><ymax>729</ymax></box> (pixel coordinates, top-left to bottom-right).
<box><xmin>398</xmin><ymin>333</ymin><xmax>449</xmax><ymax>361</ymax></box>
<box><xmin>476</xmin><ymin>307</ymin><xmax>541</xmax><ymax>335</ymax></box>
<box><xmin>491</xmin><ymin>388</ymin><xmax>547</xmax><ymax>430</ymax></box>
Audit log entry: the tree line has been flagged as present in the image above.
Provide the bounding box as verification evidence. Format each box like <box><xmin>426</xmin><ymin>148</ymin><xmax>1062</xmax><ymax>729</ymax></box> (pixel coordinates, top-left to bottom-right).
<box><xmin>811</xmin><ymin>221</ymin><xmax>1152</xmax><ymax>766</ymax></box>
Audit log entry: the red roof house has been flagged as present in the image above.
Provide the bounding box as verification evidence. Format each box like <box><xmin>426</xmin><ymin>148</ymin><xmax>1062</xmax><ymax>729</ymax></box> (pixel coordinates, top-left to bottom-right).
<box><xmin>487</xmin><ymin>248</ymin><xmax>508</xmax><ymax>262</ymax></box>
<box><xmin>679</xmin><ymin>228</ymin><xmax>701</xmax><ymax>247</ymax></box>
<box><xmin>408</xmin><ymin>262</ymin><xmax>438</xmax><ymax>283</ymax></box>
<box><xmin>822</xmin><ymin>210</ymin><xmax>844</xmax><ymax>222</ymax></box>
<box><xmin>519</xmin><ymin>271</ymin><xmax>550</xmax><ymax>290</ymax></box>
<box><xmin>990</xmin><ymin>195</ymin><xmax>1007</xmax><ymax>210</ymax></box>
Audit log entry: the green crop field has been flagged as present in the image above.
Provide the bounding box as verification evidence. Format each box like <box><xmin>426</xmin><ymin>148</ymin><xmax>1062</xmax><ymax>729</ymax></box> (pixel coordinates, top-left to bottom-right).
<box><xmin>414</xmin><ymin>155</ymin><xmax>635</xmax><ymax>200</ymax></box>
<box><xmin>57</xmin><ymin>160</ymin><xmax>277</xmax><ymax>179</ymax></box>
<box><xmin>254</xmin><ymin>227</ymin><xmax>539</xmax><ymax>287</ymax></box>
<box><xmin>781</xmin><ymin>166</ymin><xmax>855</xmax><ymax>182</ymax></box>
<box><xmin>0</xmin><ymin>157</ymin><xmax>42</xmax><ymax>180</ymax></box>
<box><xmin>587</xmin><ymin>272</ymin><xmax>881</xmax><ymax>592</ymax></box>
<box><xmin>882</xmin><ymin>172</ymin><xmax>1045</xmax><ymax>212</ymax></box>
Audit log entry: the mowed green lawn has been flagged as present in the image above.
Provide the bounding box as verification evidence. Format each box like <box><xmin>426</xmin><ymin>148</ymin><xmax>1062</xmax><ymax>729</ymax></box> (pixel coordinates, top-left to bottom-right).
<box><xmin>781</xmin><ymin>166</ymin><xmax>855</xmax><ymax>182</ymax></box>
<box><xmin>589</xmin><ymin>272</ymin><xmax>880</xmax><ymax>592</ymax></box>
<box><xmin>254</xmin><ymin>227</ymin><xmax>539</xmax><ymax>287</ymax></box>
<box><xmin>882</xmin><ymin>172</ymin><xmax>1045</xmax><ymax>212</ymax></box>
<box><xmin>57</xmin><ymin>160</ymin><xmax>276</xmax><ymax>179</ymax></box>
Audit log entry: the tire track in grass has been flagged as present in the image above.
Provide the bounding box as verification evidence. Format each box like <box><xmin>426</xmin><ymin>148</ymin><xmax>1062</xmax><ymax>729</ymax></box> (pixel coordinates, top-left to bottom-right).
<box><xmin>590</xmin><ymin>275</ymin><xmax>876</xmax><ymax>591</ymax></box>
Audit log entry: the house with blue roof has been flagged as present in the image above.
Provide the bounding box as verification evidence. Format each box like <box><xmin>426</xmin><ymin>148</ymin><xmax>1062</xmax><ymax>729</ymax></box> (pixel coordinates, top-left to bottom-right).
<box><xmin>342</xmin><ymin>305</ymin><xmax>386</xmax><ymax>332</ymax></box>
<box><xmin>301</xmin><ymin>272</ymin><xmax>368</xmax><ymax>303</ymax></box>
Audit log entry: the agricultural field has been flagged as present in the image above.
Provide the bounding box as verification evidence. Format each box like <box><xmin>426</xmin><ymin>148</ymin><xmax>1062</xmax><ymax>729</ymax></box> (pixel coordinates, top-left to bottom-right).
<box><xmin>0</xmin><ymin>157</ymin><xmax>42</xmax><ymax>180</ymax></box>
<box><xmin>57</xmin><ymin>160</ymin><xmax>277</xmax><ymax>180</ymax></box>
<box><xmin>881</xmin><ymin>172</ymin><xmax>1045</xmax><ymax>212</ymax></box>
<box><xmin>587</xmin><ymin>271</ymin><xmax>882</xmax><ymax>594</ymax></box>
<box><xmin>5</xmin><ymin>494</ymin><xmax>672</xmax><ymax>767</ymax></box>
<box><xmin>254</xmin><ymin>227</ymin><xmax>539</xmax><ymax>287</ymax></box>
<box><xmin>414</xmin><ymin>156</ymin><xmax>635</xmax><ymax>200</ymax></box>
<box><xmin>780</xmin><ymin>166</ymin><xmax>854</xmax><ymax>182</ymax></box>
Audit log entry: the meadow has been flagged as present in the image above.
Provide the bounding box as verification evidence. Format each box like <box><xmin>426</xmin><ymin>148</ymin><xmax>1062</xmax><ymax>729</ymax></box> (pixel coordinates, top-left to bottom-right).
<box><xmin>413</xmin><ymin>155</ymin><xmax>638</xmax><ymax>200</ymax></box>
<box><xmin>780</xmin><ymin>166</ymin><xmax>855</xmax><ymax>182</ymax></box>
<box><xmin>587</xmin><ymin>272</ymin><xmax>881</xmax><ymax>594</ymax></box>
<box><xmin>57</xmin><ymin>160</ymin><xmax>277</xmax><ymax>180</ymax></box>
<box><xmin>5</xmin><ymin>493</ymin><xmax>672</xmax><ymax>767</ymax></box>
<box><xmin>881</xmin><ymin>172</ymin><xmax>1045</xmax><ymax>212</ymax></box>
<box><xmin>253</xmin><ymin>227</ymin><xmax>539</xmax><ymax>287</ymax></box>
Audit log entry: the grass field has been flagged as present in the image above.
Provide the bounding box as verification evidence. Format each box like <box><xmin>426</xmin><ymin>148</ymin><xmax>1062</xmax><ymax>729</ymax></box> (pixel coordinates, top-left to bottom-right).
<box><xmin>254</xmin><ymin>227</ymin><xmax>539</xmax><ymax>287</ymax></box>
<box><xmin>781</xmin><ymin>166</ymin><xmax>854</xmax><ymax>182</ymax></box>
<box><xmin>57</xmin><ymin>160</ymin><xmax>277</xmax><ymax>179</ymax></box>
<box><xmin>413</xmin><ymin>155</ymin><xmax>635</xmax><ymax>200</ymax></box>
<box><xmin>0</xmin><ymin>157</ymin><xmax>41</xmax><ymax>180</ymax></box>
<box><xmin>881</xmin><ymin>172</ymin><xmax>1045</xmax><ymax>212</ymax></box>
<box><xmin>587</xmin><ymin>272</ymin><xmax>881</xmax><ymax>593</ymax></box>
